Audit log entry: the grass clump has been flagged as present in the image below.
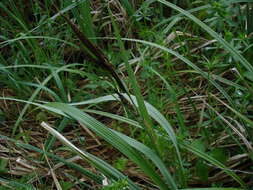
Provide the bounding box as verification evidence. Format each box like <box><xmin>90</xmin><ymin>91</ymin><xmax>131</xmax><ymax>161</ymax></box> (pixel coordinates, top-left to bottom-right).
<box><xmin>0</xmin><ymin>0</ymin><xmax>253</xmax><ymax>189</ymax></box>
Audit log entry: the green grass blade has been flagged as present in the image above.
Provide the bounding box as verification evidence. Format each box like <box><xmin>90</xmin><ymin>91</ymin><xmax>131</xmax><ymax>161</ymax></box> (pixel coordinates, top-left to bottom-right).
<box><xmin>156</xmin><ymin>0</ymin><xmax>253</xmax><ymax>74</ymax></box>
<box><xmin>123</xmin><ymin>94</ymin><xmax>186</xmax><ymax>186</ymax></box>
<box><xmin>112</xmin><ymin>129</ymin><xmax>178</xmax><ymax>189</ymax></box>
<box><xmin>0</xmin><ymin>35</ymin><xmax>78</xmax><ymax>49</ymax></box>
<box><xmin>119</xmin><ymin>37</ymin><xmax>233</xmax><ymax>105</ymax></box>
<box><xmin>108</xmin><ymin>6</ymin><xmax>160</xmax><ymax>156</ymax></box>
<box><xmin>147</xmin><ymin>67</ymin><xmax>187</xmax><ymax>135</ymax></box>
<box><xmin>41</xmin><ymin>121</ymin><xmax>141</xmax><ymax>190</ymax></box>
<box><xmin>12</xmin><ymin>64</ymin><xmax>80</xmax><ymax>136</ymax></box>
<box><xmin>43</xmin><ymin>117</ymin><xmax>70</xmax><ymax>153</ymax></box>
<box><xmin>152</xmin><ymin>0</ymin><xmax>253</xmax><ymax>31</ymax></box>
<box><xmin>70</xmin><ymin>94</ymin><xmax>121</xmax><ymax>106</ymax></box>
<box><xmin>120</xmin><ymin>0</ymin><xmax>135</xmax><ymax>16</ymax></box>
<box><xmin>180</xmin><ymin>142</ymin><xmax>246</xmax><ymax>188</ymax></box>
<box><xmin>70</xmin><ymin>93</ymin><xmax>179</xmax><ymax>155</ymax></box>
<box><xmin>71</xmin><ymin>93</ymin><xmax>185</xmax><ymax>187</ymax></box>
<box><xmin>72</xmin><ymin>0</ymin><xmax>96</xmax><ymax>43</ymax></box>
<box><xmin>0</xmin><ymin>64</ymin><xmax>84</xmax><ymax>75</ymax></box>
<box><xmin>84</xmin><ymin>109</ymin><xmax>142</xmax><ymax>129</ymax></box>
<box><xmin>0</xmin><ymin>177</ymin><xmax>36</xmax><ymax>190</ymax></box>
<box><xmin>51</xmin><ymin>69</ymin><xmax>67</xmax><ymax>102</ymax></box>
<box><xmin>17</xmin><ymin>81</ymin><xmax>62</xmax><ymax>102</ymax></box>
<box><xmin>45</xmin><ymin>102</ymin><xmax>171</xmax><ymax>190</ymax></box>
<box><xmin>0</xmin><ymin>97</ymin><xmax>67</xmax><ymax>116</ymax></box>
<box><xmin>153</xmin><ymin>5</ymin><xmax>210</xmax><ymax>30</ymax></box>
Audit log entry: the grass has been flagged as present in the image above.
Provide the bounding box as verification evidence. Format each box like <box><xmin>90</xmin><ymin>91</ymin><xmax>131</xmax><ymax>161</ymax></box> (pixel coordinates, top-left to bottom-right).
<box><xmin>0</xmin><ymin>0</ymin><xmax>253</xmax><ymax>189</ymax></box>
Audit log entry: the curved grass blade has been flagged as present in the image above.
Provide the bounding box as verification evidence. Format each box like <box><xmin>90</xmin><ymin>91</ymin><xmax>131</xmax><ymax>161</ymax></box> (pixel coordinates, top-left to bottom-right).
<box><xmin>17</xmin><ymin>81</ymin><xmax>62</xmax><ymax>102</ymax></box>
<box><xmin>84</xmin><ymin>109</ymin><xmax>142</xmax><ymax>129</ymax></box>
<box><xmin>71</xmin><ymin>93</ymin><xmax>180</xmax><ymax>159</ymax></box>
<box><xmin>0</xmin><ymin>36</ymin><xmax>78</xmax><ymax>49</ymax></box>
<box><xmin>70</xmin><ymin>93</ymin><xmax>184</xmax><ymax>187</ymax></box>
<box><xmin>156</xmin><ymin>0</ymin><xmax>253</xmax><ymax>74</ymax></box>
<box><xmin>119</xmin><ymin>37</ymin><xmax>233</xmax><ymax>105</ymax></box>
<box><xmin>0</xmin><ymin>97</ymin><xmax>67</xmax><ymax>116</ymax></box>
<box><xmin>153</xmin><ymin>5</ymin><xmax>210</xmax><ymax>30</ymax></box>
<box><xmin>12</xmin><ymin>64</ymin><xmax>81</xmax><ymax>136</ymax></box>
<box><xmin>151</xmin><ymin>0</ymin><xmax>253</xmax><ymax>30</ymax></box>
<box><xmin>180</xmin><ymin>142</ymin><xmax>246</xmax><ymax>188</ymax></box>
<box><xmin>0</xmin><ymin>64</ymin><xmax>85</xmax><ymax>75</ymax></box>
<box><xmin>0</xmin><ymin>177</ymin><xmax>36</xmax><ymax>190</ymax></box>
<box><xmin>41</xmin><ymin>122</ymin><xmax>141</xmax><ymax>190</ymax></box>
<box><xmin>84</xmin><ymin>108</ymin><xmax>179</xmax><ymax>188</ymax></box>
<box><xmin>44</xmin><ymin>118</ymin><xmax>70</xmax><ymax>153</ymax></box>
<box><xmin>45</xmin><ymin>102</ymin><xmax>173</xmax><ymax>190</ymax></box>
<box><xmin>94</xmin><ymin>36</ymin><xmax>234</xmax><ymax>105</ymax></box>
<box><xmin>111</xmin><ymin>129</ymin><xmax>178</xmax><ymax>189</ymax></box>
<box><xmin>122</xmin><ymin>94</ymin><xmax>185</xmax><ymax>185</ymax></box>
<box><xmin>147</xmin><ymin>67</ymin><xmax>187</xmax><ymax>135</ymax></box>
<box><xmin>73</xmin><ymin>0</ymin><xmax>97</xmax><ymax>43</ymax></box>
<box><xmin>69</xmin><ymin>93</ymin><xmax>246</xmax><ymax>187</ymax></box>
<box><xmin>108</xmin><ymin>6</ymin><xmax>160</xmax><ymax>159</ymax></box>
<box><xmin>70</xmin><ymin>94</ymin><xmax>120</xmax><ymax>106</ymax></box>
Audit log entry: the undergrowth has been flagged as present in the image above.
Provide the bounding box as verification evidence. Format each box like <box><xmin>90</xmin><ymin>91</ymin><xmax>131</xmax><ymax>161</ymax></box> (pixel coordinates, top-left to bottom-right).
<box><xmin>0</xmin><ymin>0</ymin><xmax>253</xmax><ymax>189</ymax></box>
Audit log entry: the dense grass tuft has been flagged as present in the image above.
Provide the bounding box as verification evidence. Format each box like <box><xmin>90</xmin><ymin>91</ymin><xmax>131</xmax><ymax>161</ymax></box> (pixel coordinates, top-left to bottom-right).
<box><xmin>0</xmin><ymin>0</ymin><xmax>253</xmax><ymax>189</ymax></box>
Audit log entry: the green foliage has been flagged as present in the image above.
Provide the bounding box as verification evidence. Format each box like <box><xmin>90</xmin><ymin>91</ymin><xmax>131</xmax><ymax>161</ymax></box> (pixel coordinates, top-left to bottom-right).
<box><xmin>196</xmin><ymin>160</ymin><xmax>209</xmax><ymax>182</ymax></box>
<box><xmin>113</xmin><ymin>157</ymin><xmax>128</xmax><ymax>171</ymax></box>
<box><xmin>100</xmin><ymin>179</ymin><xmax>130</xmax><ymax>190</ymax></box>
<box><xmin>0</xmin><ymin>0</ymin><xmax>252</xmax><ymax>189</ymax></box>
<box><xmin>0</xmin><ymin>175</ymin><xmax>36</xmax><ymax>190</ymax></box>
<box><xmin>209</xmin><ymin>148</ymin><xmax>228</xmax><ymax>164</ymax></box>
<box><xmin>59</xmin><ymin>180</ymin><xmax>75</xmax><ymax>190</ymax></box>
